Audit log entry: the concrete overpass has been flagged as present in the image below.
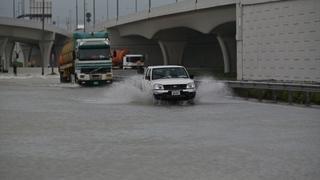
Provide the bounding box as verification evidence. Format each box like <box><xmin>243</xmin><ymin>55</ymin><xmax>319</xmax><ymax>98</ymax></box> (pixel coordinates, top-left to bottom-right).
<box><xmin>96</xmin><ymin>0</ymin><xmax>320</xmax><ymax>83</ymax></box>
<box><xmin>0</xmin><ymin>17</ymin><xmax>70</xmax><ymax>72</ymax></box>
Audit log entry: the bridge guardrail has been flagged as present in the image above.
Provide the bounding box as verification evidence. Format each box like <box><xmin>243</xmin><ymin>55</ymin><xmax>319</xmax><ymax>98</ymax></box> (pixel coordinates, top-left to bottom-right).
<box><xmin>225</xmin><ymin>81</ymin><xmax>320</xmax><ymax>93</ymax></box>
<box><xmin>223</xmin><ymin>80</ymin><xmax>320</xmax><ymax>106</ymax></box>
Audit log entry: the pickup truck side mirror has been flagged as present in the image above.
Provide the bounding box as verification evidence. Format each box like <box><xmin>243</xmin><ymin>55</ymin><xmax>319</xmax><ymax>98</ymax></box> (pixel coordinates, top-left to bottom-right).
<box><xmin>190</xmin><ymin>75</ymin><xmax>194</xmax><ymax>79</ymax></box>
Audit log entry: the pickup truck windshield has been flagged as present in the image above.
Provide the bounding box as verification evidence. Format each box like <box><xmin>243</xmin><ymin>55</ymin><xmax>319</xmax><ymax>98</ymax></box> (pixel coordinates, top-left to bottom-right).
<box><xmin>152</xmin><ymin>67</ymin><xmax>189</xmax><ymax>80</ymax></box>
<box><xmin>78</xmin><ymin>48</ymin><xmax>110</xmax><ymax>60</ymax></box>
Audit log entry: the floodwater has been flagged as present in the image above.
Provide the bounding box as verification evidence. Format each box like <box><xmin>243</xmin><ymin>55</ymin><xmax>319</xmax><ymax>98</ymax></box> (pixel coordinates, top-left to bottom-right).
<box><xmin>78</xmin><ymin>75</ymin><xmax>231</xmax><ymax>105</ymax></box>
<box><xmin>1</xmin><ymin>72</ymin><xmax>320</xmax><ymax>180</ymax></box>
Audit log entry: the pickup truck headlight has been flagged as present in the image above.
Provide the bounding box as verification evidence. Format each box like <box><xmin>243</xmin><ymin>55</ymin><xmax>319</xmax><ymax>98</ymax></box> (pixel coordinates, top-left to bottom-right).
<box><xmin>186</xmin><ymin>82</ymin><xmax>195</xmax><ymax>89</ymax></box>
<box><xmin>153</xmin><ymin>84</ymin><xmax>164</xmax><ymax>90</ymax></box>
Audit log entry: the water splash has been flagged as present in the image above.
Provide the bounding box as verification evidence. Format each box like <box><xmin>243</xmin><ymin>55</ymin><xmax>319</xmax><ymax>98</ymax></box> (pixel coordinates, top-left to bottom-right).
<box><xmin>97</xmin><ymin>75</ymin><xmax>230</xmax><ymax>105</ymax></box>
<box><xmin>101</xmin><ymin>75</ymin><xmax>152</xmax><ymax>104</ymax></box>
<box><xmin>195</xmin><ymin>76</ymin><xmax>231</xmax><ymax>103</ymax></box>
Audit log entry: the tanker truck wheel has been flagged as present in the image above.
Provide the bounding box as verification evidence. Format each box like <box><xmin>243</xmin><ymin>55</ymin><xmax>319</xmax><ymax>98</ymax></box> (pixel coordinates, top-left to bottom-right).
<box><xmin>74</xmin><ymin>74</ymin><xmax>78</xmax><ymax>83</ymax></box>
<box><xmin>59</xmin><ymin>72</ymin><xmax>66</xmax><ymax>83</ymax></box>
<box><xmin>66</xmin><ymin>74</ymin><xmax>72</xmax><ymax>83</ymax></box>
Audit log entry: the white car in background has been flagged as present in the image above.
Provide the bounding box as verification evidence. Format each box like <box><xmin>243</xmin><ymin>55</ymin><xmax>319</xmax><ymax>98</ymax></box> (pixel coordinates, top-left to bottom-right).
<box><xmin>123</xmin><ymin>54</ymin><xmax>144</xmax><ymax>69</ymax></box>
<box><xmin>142</xmin><ymin>65</ymin><xmax>196</xmax><ymax>103</ymax></box>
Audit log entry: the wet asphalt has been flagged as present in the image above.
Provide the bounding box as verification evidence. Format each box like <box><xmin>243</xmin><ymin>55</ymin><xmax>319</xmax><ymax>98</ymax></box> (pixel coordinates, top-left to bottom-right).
<box><xmin>0</xmin><ymin>72</ymin><xmax>320</xmax><ymax>180</ymax></box>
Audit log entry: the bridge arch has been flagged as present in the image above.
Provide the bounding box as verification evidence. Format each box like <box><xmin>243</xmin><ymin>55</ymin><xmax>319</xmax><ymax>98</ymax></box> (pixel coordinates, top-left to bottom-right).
<box><xmin>210</xmin><ymin>21</ymin><xmax>237</xmax><ymax>75</ymax></box>
<box><xmin>115</xmin><ymin>5</ymin><xmax>236</xmax><ymax>39</ymax></box>
<box><xmin>108</xmin><ymin>28</ymin><xmax>164</xmax><ymax>66</ymax></box>
<box><xmin>107</xmin><ymin>5</ymin><xmax>236</xmax><ymax>75</ymax></box>
<box><xmin>0</xmin><ymin>17</ymin><xmax>69</xmax><ymax>71</ymax></box>
<box><xmin>150</xmin><ymin>25</ymin><xmax>235</xmax><ymax>78</ymax></box>
<box><xmin>152</xmin><ymin>27</ymin><xmax>203</xmax><ymax>66</ymax></box>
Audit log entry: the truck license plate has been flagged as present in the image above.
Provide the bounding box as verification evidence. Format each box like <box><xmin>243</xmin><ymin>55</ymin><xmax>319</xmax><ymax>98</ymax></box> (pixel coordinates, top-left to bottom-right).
<box><xmin>172</xmin><ymin>90</ymin><xmax>180</xmax><ymax>96</ymax></box>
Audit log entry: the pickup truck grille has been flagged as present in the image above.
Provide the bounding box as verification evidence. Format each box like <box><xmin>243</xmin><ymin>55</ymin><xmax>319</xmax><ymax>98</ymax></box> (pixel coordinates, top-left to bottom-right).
<box><xmin>164</xmin><ymin>84</ymin><xmax>186</xmax><ymax>90</ymax></box>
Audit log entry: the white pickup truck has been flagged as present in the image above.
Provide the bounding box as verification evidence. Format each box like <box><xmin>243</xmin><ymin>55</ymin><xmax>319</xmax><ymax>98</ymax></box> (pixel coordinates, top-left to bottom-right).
<box><xmin>142</xmin><ymin>65</ymin><xmax>196</xmax><ymax>103</ymax></box>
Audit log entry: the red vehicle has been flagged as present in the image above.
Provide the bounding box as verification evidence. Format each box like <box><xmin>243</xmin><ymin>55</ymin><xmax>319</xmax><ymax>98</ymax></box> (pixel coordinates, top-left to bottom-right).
<box><xmin>112</xmin><ymin>48</ymin><xmax>129</xmax><ymax>68</ymax></box>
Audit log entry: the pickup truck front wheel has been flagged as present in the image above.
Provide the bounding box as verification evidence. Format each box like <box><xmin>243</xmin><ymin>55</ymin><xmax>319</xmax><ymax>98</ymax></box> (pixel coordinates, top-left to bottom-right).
<box><xmin>187</xmin><ymin>99</ymin><xmax>195</xmax><ymax>105</ymax></box>
<box><xmin>152</xmin><ymin>97</ymin><xmax>161</xmax><ymax>105</ymax></box>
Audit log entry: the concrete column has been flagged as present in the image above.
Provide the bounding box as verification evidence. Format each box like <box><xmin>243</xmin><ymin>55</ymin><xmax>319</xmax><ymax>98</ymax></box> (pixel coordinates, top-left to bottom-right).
<box><xmin>39</xmin><ymin>40</ymin><xmax>54</xmax><ymax>68</ymax></box>
<box><xmin>21</xmin><ymin>43</ymin><xmax>33</xmax><ymax>67</ymax></box>
<box><xmin>39</xmin><ymin>32</ymin><xmax>55</xmax><ymax>71</ymax></box>
<box><xmin>0</xmin><ymin>38</ymin><xmax>8</xmax><ymax>72</ymax></box>
<box><xmin>158</xmin><ymin>40</ymin><xmax>186</xmax><ymax>65</ymax></box>
<box><xmin>1</xmin><ymin>41</ymin><xmax>15</xmax><ymax>72</ymax></box>
<box><xmin>236</xmin><ymin>2</ymin><xmax>244</xmax><ymax>80</ymax></box>
<box><xmin>216</xmin><ymin>35</ymin><xmax>230</xmax><ymax>73</ymax></box>
<box><xmin>223</xmin><ymin>37</ymin><xmax>237</xmax><ymax>73</ymax></box>
<box><xmin>6</xmin><ymin>42</ymin><xmax>15</xmax><ymax>67</ymax></box>
<box><xmin>158</xmin><ymin>41</ymin><xmax>168</xmax><ymax>65</ymax></box>
<box><xmin>52</xmin><ymin>45</ymin><xmax>64</xmax><ymax>67</ymax></box>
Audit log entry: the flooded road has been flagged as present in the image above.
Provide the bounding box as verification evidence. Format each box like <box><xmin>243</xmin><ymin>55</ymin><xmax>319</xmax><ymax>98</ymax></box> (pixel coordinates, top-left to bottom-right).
<box><xmin>0</xmin><ymin>73</ymin><xmax>320</xmax><ymax>180</ymax></box>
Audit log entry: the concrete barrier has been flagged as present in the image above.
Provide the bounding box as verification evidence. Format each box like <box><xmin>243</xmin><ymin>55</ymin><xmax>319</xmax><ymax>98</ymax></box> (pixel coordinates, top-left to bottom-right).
<box><xmin>1</xmin><ymin>67</ymin><xmax>59</xmax><ymax>75</ymax></box>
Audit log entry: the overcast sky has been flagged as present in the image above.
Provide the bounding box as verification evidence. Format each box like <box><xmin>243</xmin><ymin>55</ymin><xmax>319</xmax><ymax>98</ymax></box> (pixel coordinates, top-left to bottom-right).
<box><xmin>0</xmin><ymin>0</ymin><xmax>177</xmax><ymax>29</ymax></box>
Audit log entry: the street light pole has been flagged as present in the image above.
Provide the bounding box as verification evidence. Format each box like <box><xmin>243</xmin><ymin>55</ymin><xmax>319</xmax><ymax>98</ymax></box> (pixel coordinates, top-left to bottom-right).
<box><xmin>41</xmin><ymin>0</ymin><xmax>45</xmax><ymax>75</ymax></box>
<box><xmin>83</xmin><ymin>0</ymin><xmax>86</xmax><ymax>32</ymax></box>
<box><xmin>107</xmin><ymin>0</ymin><xmax>109</xmax><ymax>20</ymax></box>
<box><xmin>93</xmin><ymin>0</ymin><xmax>95</xmax><ymax>31</ymax></box>
<box><xmin>22</xmin><ymin>0</ymin><xmax>25</xmax><ymax>16</ymax></box>
<box><xmin>135</xmin><ymin>0</ymin><xmax>137</xmax><ymax>13</ymax></box>
<box><xmin>13</xmin><ymin>0</ymin><xmax>15</xmax><ymax>18</ymax></box>
<box><xmin>76</xmin><ymin>0</ymin><xmax>78</xmax><ymax>29</ymax></box>
<box><xmin>116</xmin><ymin>0</ymin><xmax>119</xmax><ymax>20</ymax></box>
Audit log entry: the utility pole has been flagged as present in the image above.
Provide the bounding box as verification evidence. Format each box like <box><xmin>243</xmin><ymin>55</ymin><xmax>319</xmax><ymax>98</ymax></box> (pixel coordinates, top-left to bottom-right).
<box><xmin>22</xmin><ymin>0</ymin><xmax>25</xmax><ymax>16</ymax></box>
<box><xmin>135</xmin><ymin>0</ymin><xmax>138</xmax><ymax>13</ymax></box>
<box><xmin>76</xmin><ymin>0</ymin><xmax>78</xmax><ymax>29</ymax></box>
<box><xmin>69</xmin><ymin>10</ymin><xmax>72</xmax><ymax>31</ymax></box>
<box><xmin>13</xmin><ymin>0</ymin><xmax>15</xmax><ymax>18</ymax></box>
<box><xmin>57</xmin><ymin>16</ymin><xmax>60</xmax><ymax>27</ymax></box>
<box><xmin>149</xmin><ymin>0</ymin><xmax>151</xmax><ymax>12</ymax></box>
<box><xmin>83</xmin><ymin>0</ymin><xmax>86</xmax><ymax>32</ymax></box>
<box><xmin>107</xmin><ymin>0</ymin><xmax>109</xmax><ymax>20</ymax></box>
<box><xmin>93</xmin><ymin>0</ymin><xmax>95</xmax><ymax>31</ymax></box>
<box><xmin>116</xmin><ymin>0</ymin><xmax>119</xmax><ymax>20</ymax></box>
<box><xmin>41</xmin><ymin>0</ymin><xmax>45</xmax><ymax>75</ymax></box>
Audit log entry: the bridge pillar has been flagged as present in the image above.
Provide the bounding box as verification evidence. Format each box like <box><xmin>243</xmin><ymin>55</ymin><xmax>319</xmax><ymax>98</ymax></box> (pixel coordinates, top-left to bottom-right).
<box><xmin>52</xmin><ymin>45</ymin><xmax>64</xmax><ymax>67</ymax></box>
<box><xmin>216</xmin><ymin>35</ymin><xmax>230</xmax><ymax>73</ymax></box>
<box><xmin>20</xmin><ymin>44</ymin><xmax>33</xmax><ymax>67</ymax></box>
<box><xmin>39</xmin><ymin>33</ymin><xmax>55</xmax><ymax>69</ymax></box>
<box><xmin>39</xmin><ymin>40</ymin><xmax>54</xmax><ymax>68</ymax></box>
<box><xmin>6</xmin><ymin>42</ymin><xmax>15</xmax><ymax>68</ymax></box>
<box><xmin>0</xmin><ymin>39</ymin><xmax>14</xmax><ymax>72</ymax></box>
<box><xmin>158</xmin><ymin>41</ymin><xmax>186</xmax><ymax>65</ymax></box>
<box><xmin>0</xmin><ymin>38</ymin><xmax>8</xmax><ymax>72</ymax></box>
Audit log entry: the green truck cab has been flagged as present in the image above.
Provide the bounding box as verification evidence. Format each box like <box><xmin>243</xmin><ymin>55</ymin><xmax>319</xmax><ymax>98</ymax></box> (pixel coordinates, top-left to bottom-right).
<box><xmin>59</xmin><ymin>32</ymin><xmax>112</xmax><ymax>85</ymax></box>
